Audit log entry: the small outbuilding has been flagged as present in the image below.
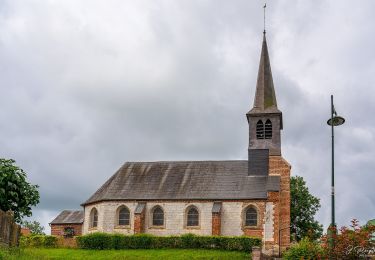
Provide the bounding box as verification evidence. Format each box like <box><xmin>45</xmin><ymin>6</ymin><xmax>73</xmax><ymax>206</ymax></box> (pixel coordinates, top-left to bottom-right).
<box><xmin>50</xmin><ymin>210</ymin><xmax>84</xmax><ymax>237</ymax></box>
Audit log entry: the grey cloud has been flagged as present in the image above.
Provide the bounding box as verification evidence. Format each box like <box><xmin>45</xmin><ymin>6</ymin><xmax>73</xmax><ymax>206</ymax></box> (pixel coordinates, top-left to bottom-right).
<box><xmin>1</xmin><ymin>0</ymin><xmax>374</xmax><ymax>233</ymax></box>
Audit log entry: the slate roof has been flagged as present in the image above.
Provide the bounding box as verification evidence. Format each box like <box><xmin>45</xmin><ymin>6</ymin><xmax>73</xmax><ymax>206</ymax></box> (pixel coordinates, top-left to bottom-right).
<box><xmin>82</xmin><ymin>160</ymin><xmax>280</xmax><ymax>206</ymax></box>
<box><xmin>50</xmin><ymin>210</ymin><xmax>84</xmax><ymax>224</ymax></box>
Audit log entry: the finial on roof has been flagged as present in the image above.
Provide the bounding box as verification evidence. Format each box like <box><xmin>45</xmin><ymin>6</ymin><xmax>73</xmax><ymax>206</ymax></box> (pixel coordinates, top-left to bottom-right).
<box><xmin>263</xmin><ymin>3</ymin><xmax>267</xmax><ymax>34</ymax></box>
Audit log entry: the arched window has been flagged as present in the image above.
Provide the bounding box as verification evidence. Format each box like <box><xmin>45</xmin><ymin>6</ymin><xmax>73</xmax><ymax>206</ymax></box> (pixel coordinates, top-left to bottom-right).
<box><xmin>118</xmin><ymin>206</ymin><xmax>130</xmax><ymax>226</ymax></box>
<box><xmin>245</xmin><ymin>207</ymin><xmax>257</xmax><ymax>226</ymax></box>
<box><xmin>256</xmin><ymin>120</ymin><xmax>264</xmax><ymax>139</ymax></box>
<box><xmin>186</xmin><ymin>206</ymin><xmax>199</xmax><ymax>227</ymax></box>
<box><xmin>265</xmin><ymin>119</ymin><xmax>272</xmax><ymax>139</ymax></box>
<box><xmin>90</xmin><ymin>208</ymin><xmax>98</xmax><ymax>228</ymax></box>
<box><xmin>152</xmin><ymin>206</ymin><xmax>164</xmax><ymax>226</ymax></box>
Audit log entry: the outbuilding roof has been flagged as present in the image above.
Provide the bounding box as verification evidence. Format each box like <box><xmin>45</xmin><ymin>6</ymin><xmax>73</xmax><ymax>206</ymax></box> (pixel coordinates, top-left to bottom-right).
<box><xmin>82</xmin><ymin>160</ymin><xmax>280</xmax><ymax>206</ymax></box>
<box><xmin>50</xmin><ymin>210</ymin><xmax>84</xmax><ymax>224</ymax></box>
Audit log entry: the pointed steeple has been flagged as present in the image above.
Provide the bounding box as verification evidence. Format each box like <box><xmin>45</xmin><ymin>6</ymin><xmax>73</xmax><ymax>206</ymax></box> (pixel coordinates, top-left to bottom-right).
<box><xmin>246</xmin><ymin>33</ymin><xmax>283</xmax><ymax>157</ymax></box>
<box><xmin>247</xmin><ymin>33</ymin><xmax>280</xmax><ymax>115</ymax></box>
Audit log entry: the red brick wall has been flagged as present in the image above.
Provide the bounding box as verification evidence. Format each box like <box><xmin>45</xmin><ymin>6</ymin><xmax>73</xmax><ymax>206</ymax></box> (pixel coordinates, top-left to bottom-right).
<box><xmin>50</xmin><ymin>224</ymin><xmax>82</xmax><ymax>236</ymax></box>
<box><xmin>212</xmin><ymin>213</ymin><xmax>221</xmax><ymax>235</ymax></box>
<box><xmin>21</xmin><ymin>228</ymin><xmax>31</xmax><ymax>236</ymax></box>
<box><xmin>134</xmin><ymin>211</ymin><xmax>145</xmax><ymax>234</ymax></box>
<box><xmin>243</xmin><ymin>228</ymin><xmax>263</xmax><ymax>237</ymax></box>
<box><xmin>269</xmin><ymin>156</ymin><xmax>291</xmax><ymax>251</ymax></box>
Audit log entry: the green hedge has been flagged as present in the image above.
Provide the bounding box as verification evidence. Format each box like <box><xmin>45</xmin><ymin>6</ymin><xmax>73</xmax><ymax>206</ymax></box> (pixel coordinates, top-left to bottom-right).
<box><xmin>20</xmin><ymin>235</ymin><xmax>58</xmax><ymax>248</ymax></box>
<box><xmin>76</xmin><ymin>233</ymin><xmax>261</xmax><ymax>252</ymax></box>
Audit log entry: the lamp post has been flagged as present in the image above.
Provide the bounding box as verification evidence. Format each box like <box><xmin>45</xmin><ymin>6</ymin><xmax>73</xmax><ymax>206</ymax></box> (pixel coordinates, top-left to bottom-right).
<box><xmin>326</xmin><ymin>95</ymin><xmax>345</xmax><ymax>255</ymax></box>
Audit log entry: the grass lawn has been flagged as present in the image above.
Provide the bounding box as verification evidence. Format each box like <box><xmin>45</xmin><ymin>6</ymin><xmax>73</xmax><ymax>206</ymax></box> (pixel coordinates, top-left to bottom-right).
<box><xmin>0</xmin><ymin>248</ymin><xmax>251</xmax><ymax>259</ymax></box>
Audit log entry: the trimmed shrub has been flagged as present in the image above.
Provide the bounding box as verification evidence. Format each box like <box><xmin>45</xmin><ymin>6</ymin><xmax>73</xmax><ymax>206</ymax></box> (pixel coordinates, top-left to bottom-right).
<box><xmin>180</xmin><ymin>233</ymin><xmax>199</xmax><ymax>248</ymax></box>
<box><xmin>76</xmin><ymin>233</ymin><xmax>261</xmax><ymax>252</ymax></box>
<box><xmin>132</xmin><ymin>234</ymin><xmax>154</xmax><ymax>249</ymax></box>
<box><xmin>283</xmin><ymin>238</ymin><xmax>325</xmax><ymax>260</ymax></box>
<box><xmin>76</xmin><ymin>233</ymin><xmax>112</xmax><ymax>249</ymax></box>
<box><xmin>111</xmin><ymin>234</ymin><xmax>126</xmax><ymax>249</ymax></box>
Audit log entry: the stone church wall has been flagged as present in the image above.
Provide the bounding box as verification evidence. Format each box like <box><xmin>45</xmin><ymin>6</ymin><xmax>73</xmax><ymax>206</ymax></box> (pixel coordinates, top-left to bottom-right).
<box><xmin>83</xmin><ymin>200</ymin><xmax>272</xmax><ymax>239</ymax></box>
<box><xmin>221</xmin><ymin>201</ymin><xmax>265</xmax><ymax>237</ymax></box>
<box><xmin>83</xmin><ymin>202</ymin><xmax>138</xmax><ymax>235</ymax></box>
<box><xmin>144</xmin><ymin>202</ymin><xmax>212</xmax><ymax>236</ymax></box>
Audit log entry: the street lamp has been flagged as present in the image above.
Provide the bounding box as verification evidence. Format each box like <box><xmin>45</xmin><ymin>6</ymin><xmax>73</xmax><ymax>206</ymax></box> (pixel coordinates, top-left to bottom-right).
<box><xmin>327</xmin><ymin>94</ymin><xmax>345</xmax><ymax>255</ymax></box>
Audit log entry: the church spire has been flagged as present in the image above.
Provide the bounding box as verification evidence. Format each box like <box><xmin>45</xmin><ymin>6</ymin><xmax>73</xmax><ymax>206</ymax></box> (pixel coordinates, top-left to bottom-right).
<box><xmin>246</xmin><ymin>32</ymin><xmax>283</xmax><ymax>156</ymax></box>
<box><xmin>248</xmin><ymin>33</ymin><xmax>280</xmax><ymax>115</ymax></box>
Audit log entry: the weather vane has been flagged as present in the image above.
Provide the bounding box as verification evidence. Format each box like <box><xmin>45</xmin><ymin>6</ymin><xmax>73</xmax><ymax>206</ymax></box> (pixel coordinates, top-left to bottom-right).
<box><xmin>263</xmin><ymin>2</ymin><xmax>267</xmax><ymax>34</ymax></box>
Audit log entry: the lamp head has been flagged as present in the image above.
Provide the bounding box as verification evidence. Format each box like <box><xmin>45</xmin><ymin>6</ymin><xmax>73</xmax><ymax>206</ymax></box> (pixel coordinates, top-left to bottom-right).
<box><xmin>327</xmin><ymin>116</ymin><xmax>345</xmax><ymax>126</ymax></box>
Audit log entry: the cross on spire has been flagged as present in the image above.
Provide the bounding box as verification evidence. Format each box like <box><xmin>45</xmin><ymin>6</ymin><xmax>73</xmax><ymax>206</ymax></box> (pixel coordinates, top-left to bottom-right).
<box><xmin>263</xmin><ymin>3</ymin><xmax>267</xmax><ymax>34</ymax></box>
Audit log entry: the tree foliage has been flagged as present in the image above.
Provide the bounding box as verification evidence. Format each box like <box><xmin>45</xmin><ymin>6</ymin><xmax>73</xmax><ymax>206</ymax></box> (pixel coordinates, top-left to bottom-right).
<box><xmin>0</xmin><ymin>158</ymin><xmax>40</xmax><ymax>222</ymax></box>
<box><xmin>22</xmin><ymin>220</ymin><xmax>45</xmax><ymax>235</ymax></box>
<box><xmin>290</xmin><ymin>175</ymin><xmax>323</xmax><ymax>241</ymax></box>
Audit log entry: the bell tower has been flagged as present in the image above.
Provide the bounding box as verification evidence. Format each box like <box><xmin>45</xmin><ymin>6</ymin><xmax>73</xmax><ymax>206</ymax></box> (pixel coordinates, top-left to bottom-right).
<box><xmin>247</xmin><ymin>33</ymin><xmax>282</xmax><ymax>159</ymax></box>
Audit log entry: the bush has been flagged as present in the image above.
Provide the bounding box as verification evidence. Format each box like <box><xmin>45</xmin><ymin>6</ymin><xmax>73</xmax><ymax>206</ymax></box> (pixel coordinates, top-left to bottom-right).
<box><xmin>283</xmin><ymin>238</ymin><xmax>325</xmax><ymax>260</ymax></box>
<box><xmin>76</xmin><ymin>232</ymin><xmax>112</xmax><ymax>249</ymax></box>
<box><xmin>321</xmin><ymin>219</ymin><xmax>375</xmax><ymax>259</ymax></box>
<box><xmin>133</xmin><ymin>234</ymin><xmax>154</xmax><ymax>249</ymax></box>
<box><xmin>43</xmin><ymin>236</ymin><xmax>58</xmax><ymax>248</ymax></box>
<box><xmin>111</xmin><ymin>233</ymin><xmax>126</xmax><ymax>249</ymax></box>
<box><xmin>29</xmin><ymin>235</ymin><xmax>44</xmax><ymax>248</ymax></box>
<box><xmin>19</xmin><ymin>236</ymin><xmax>30</xmax><ymax>247</ymax></box>
<box><xmin>76</xmin><ymin>233</ymin><xmax>261</xmax><ymax>252</ymax></box>
<box><xmin>19</xmin><ymin>235</ymin><xmax>58</xmax><ymax>248</ymax></box>
<box><xmin>19</xmin><ymin>233</ymin><xmax>260</xmax><ymax>252</ymax></box>
<box><xmin>180</xmin><ymin>233</ymin><xmax>199</xmax><ymax>248</ymax></box>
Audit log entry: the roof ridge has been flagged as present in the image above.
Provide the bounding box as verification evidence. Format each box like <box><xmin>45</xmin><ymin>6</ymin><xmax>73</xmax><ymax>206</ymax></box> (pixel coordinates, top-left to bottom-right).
<box><xmin>124</xmin><ymin>160</ymin><xmax>248</xmax><ymax>163</ymax></box>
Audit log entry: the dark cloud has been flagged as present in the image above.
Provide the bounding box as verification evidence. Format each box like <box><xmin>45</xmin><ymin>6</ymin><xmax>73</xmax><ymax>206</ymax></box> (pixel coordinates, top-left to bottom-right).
<box><xmin>1</xmin><ymin>0</ymin><xmax>374</xmax><ymax>232</ymax></box>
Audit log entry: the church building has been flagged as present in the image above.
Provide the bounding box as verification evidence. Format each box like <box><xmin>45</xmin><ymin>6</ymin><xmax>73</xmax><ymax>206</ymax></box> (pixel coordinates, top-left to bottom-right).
<box><xmin>80</xmin><ymin>32</ymin><xmax>291</xmax><ymax>253</ymax></box>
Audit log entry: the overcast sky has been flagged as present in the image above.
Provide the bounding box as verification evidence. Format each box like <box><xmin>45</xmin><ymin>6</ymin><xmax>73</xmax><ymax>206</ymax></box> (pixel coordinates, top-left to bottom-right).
<box><xmin>1</xmin><ymin>0</ymin><xmax>374</xmax><ymax>234</ymax></box>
